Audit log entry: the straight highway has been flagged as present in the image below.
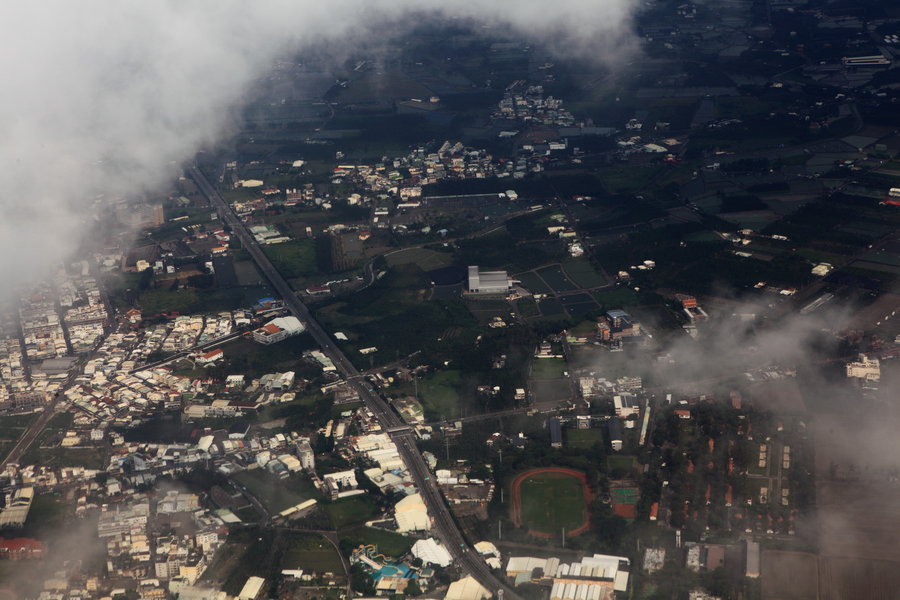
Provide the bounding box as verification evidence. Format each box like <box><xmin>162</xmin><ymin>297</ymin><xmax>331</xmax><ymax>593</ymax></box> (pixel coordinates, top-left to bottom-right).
<box><xmin>188</xmin><ymin>165</ymin><xmax>520</xmax><ymax>599</ymax></box>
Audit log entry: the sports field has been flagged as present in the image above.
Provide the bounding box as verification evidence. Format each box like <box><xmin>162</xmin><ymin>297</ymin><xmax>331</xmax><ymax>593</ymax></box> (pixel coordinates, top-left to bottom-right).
<box><xmin>511</xmin><ymin>468</ymin><xmax>591</xmax><ymax>537</ymax></box>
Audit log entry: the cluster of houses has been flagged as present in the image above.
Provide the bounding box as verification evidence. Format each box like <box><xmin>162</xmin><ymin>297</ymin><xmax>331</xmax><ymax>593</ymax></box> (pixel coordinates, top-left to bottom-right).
<box><xmin>492</xmin><ymin>84</ymin><xmax>576</xmax><ymax>129</ymax></box>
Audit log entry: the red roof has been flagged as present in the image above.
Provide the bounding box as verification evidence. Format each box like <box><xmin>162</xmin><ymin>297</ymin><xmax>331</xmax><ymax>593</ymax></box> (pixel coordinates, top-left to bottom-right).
<box><xmin>0</xmin><ymin>538</ymin><xmax>43</xmax><ymax>554</ymax></box>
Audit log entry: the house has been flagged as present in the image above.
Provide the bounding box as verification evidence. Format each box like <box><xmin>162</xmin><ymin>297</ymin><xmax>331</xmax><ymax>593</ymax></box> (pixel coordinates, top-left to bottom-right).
<box><xmin>196</xmin><ymin>349</ymin><xmax>223</xmax><ymax>365</ymax></box>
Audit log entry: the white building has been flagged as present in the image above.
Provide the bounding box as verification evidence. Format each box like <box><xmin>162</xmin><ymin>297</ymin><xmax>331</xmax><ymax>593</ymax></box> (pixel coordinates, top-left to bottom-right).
<box><xmin>252</xmin><ymin>316</ymin><xmax>305</xmax><ymax>345</ymax></box>
<box><xmin>412</xmin><ymin>538</ymin><xmax>453</xmax><ymax>567</ymax></box>
<box><xmin>466</xmin><ymin>266</ymin><xmax>513</xmax><ymax>295</ymax></box>
<box><xmin>395</xmin><ymin>493</ymin><xmax>430</xmax><ymax>532</ymax></box>
<box><xmin>846</xmin><ymin>353</ymin><xmax>880</xmax><ymax>385</ymax></box>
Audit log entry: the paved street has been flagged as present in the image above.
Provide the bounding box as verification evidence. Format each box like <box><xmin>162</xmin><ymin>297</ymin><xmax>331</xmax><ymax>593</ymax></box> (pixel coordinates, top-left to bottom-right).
<box><xmin>188</xmin><ymin>165</ymin><xmax>519</xmax><ymax>599</ymax></box>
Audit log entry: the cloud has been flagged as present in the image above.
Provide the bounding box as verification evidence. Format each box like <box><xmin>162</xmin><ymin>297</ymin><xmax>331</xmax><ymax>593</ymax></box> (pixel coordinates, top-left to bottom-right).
<box><xmin>0</xmin><ymin>0</ymin><xmax>639</xmax><ymax>289</ymax></box>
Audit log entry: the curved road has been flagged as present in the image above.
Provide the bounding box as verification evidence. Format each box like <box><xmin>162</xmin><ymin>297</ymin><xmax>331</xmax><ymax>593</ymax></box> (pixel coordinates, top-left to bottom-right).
<box><xmin>188</xmin><ymin>165</ymin><xmax>519</xmax><ymax>599</ymax></box>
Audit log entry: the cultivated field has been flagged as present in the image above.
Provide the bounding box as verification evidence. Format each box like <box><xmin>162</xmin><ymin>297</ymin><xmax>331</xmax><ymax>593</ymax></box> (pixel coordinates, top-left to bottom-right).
<box><xmin>384</xmin><ymin>247</ymin><xmax>453</xmax><ymax>271</ymax></box>
<box><xmin>761</xmin><ymin>550</ymin><xmax>817</xmax><ymax>600</ymax></box>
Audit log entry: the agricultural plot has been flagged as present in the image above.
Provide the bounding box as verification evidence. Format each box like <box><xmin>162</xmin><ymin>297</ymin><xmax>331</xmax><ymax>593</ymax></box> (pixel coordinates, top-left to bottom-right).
<box><xmin>517</xmin><ymin>271</ymin><xmax>552</xmax><ymax>294</ymax></box>
<box><xmin>562</xmin><ymin>259</ymin><xmax>608</xmax><ymax>289</ymax></box>
<box><xmin>761</xmin><ymin>550</ymin><xmax>817</xmax><ymax>600</ymax></box>
<box><xmin>537</xmin><ymin>297</ymin><xmax>566</xmax><ymax>317</ymax></box>
<box><xmin>819</xmin><ymin>557</ymin><xmax>900</xmax><ymax>600</ymax></box>
<box><xmin>536</xmin><ymin>265</ymin><xmax>579</xmax><ymax>293</ymax></box>
<box><xmin>385</xmin><ymin>247</ymin><xmax>453</xmax><ymax>271</ymax></box>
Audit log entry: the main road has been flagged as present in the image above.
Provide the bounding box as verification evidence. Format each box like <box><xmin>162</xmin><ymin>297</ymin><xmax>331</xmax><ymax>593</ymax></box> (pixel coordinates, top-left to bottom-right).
<box><xmin>188</xmin><ymin>165</ymin><xmax>519</xmax><ymax>599</ymax></box>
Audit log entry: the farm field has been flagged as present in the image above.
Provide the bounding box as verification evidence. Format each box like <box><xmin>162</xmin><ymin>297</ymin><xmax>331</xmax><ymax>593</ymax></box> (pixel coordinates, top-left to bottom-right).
<box><xmin>562</xmin><ymin>259</ymin><xmax>608</xmax><ymax>288</ymax></box>
<box><xmin>536</xmin><ymin>265</ymin><xmax>579</xmax><ymax>293</ymax></box>
<box><xmin>761</xmin><ymin>550</ymin><xmax>817</xmax><ymax>600</ymax></box>
<box><xmin>538</xmin><ymin>297</ymin><xmax>566</xmax><ymax>316</ymax></box>
<box><xmin>385</xmin><ymin>247</ymin><xmax>453</xmax><ymax>271</ymax></box>
<box><xmin>512</xmin><ymin>468</ymin><xmax>590</xmax><ymax>536</ymax></box>
<box><xmin>517</xmin><ymin>271</ymin><xmax>552</xmax><ymax>294</ymax></box>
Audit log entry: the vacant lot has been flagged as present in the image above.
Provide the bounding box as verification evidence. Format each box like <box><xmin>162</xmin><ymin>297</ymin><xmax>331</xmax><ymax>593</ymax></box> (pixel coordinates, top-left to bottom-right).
<box><xmin>263</xmin><ymin>240</ymin><xmax>317</xmax><ymax>280</ymax></box>
<box><xmin>281</xmin><ymin>532</ymin><xmax>345</xmax><ymax>576</ymax></box>
<box><xmin>233</xmin><ymin>470</ymin><xmax>319</xmax><ymax>514</ymax></box>
<box><xmin>324</xmin><ymin>496</ymin><xmax>378</xmax><ymax>529</ymax></box>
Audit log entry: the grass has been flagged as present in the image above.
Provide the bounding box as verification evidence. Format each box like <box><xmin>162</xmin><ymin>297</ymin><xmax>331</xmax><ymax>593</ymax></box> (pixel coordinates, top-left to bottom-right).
<box><xmin>593</xmin><ymin>287</ymin><xmax>641</xmax><ymax>308</ymax></box>
<box><xmin>517</xmin><ymin>297</ymin><xmax>540</xmax><ymax>318</ymax></box>
<box><xmin>384</xmin><ymin>248</ymin><xmax>453</xmax><ymax>271</ymax></box>
<box><xmin>516</xmin><ymin>271</ymin><xmax>553</xmax><ymax>294</ymax></box>
<box><xmin>263</xmin><ymin>240</ymin><xmax>317</xmax><ymax>280</ymax></box>
<box><xmin>536</xmin><ymin>265</ymin><xmax>579</xmax><ymax>293</ymax></box>
<box><xmin>566</xmin><ymin>428</ymin><xmax>604</xmax><ymax>449</ymax></box>
<box><xmin>325</xmin><ymin>496</ymin><xmax>378</xmax><ymax>529</ymax></box>
<box><xmin>562</xmin><ymin>259</ymin><xmax>608</xmax><ymax>289</ymax></box>
<box><xmin>340</xmin><ymin>526</ymin><xmax>415</xmax><ymax>558</ymax></box>
<box><xmin>233</xmin><ymin>469</ymin><xmax>320</xmax><ymax>513</ymax></box>
<box><xmin>281</xmin><ymin>532</ymin><xmax>345</xmax><ymax>575</ymax></box>
<box><xmin>518</xmin><ymin>471</ymin><xmax>587</xmax><ymax>534</ymax></box>
<box><xmin>395</xmin><ymin>370</ymin><xmax>462</xmax><ymax>421</ymax></box>
<box><xmin>530</xmin><ymin>357</ymin><xmax>566</xmax><ymax>380</ymax></box>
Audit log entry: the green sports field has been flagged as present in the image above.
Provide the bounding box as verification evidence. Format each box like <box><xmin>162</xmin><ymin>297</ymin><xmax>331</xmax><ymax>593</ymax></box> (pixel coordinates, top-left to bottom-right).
<box><xmin>517</xmin><ymin>471</ymin><xmax>587</xmax><ymax>534</ymax></box>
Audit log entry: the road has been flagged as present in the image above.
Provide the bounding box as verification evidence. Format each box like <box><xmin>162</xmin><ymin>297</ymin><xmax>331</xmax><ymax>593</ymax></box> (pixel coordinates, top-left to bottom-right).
<box><xmin>188</xmin><ymin>165</ymin><xmax>519</xmax><ymax>599</ymax></box>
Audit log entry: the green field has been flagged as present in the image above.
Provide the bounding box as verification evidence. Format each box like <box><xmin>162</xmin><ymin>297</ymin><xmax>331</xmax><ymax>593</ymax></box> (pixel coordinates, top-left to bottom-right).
<box><xmin>517</xmin><ymin>471</ymin><xmax>587</xmax><ymax>534</ymax></box>
<box><xmin>340</xmin><ymin>527</ymin><xmax>415</xmax><ymax>558</ymax></box>
<box><xmin>530</xmin><ymin>357</ymin><xmax>566</xmax><ymax>379</ymax></box>
<box><xmin>566</xmin><ymin>428</ymin><xmax>604</xmax><ymax>449</ymax></box>
<box><xmin>517</xmin><ymin>271</ymin><xmax>552</xmax><ymax>294</ymax></box>
<box><xmin>281</xmin><ymin>532</ymin><xmax>345</xmax><ymax>575</ymax></box>
<box><xmin>393</xmin><ymin>369</ymin><xmax>463</xmax><ymax>421</ymax></box>
<box><xmin>562</xmin><ymin>259</ymin><xmax>608</xmax><ymax>289</ymax></box>
<box><xmin>324</xmin><ymin>496</ymin><xmax>378</xmax><ymax>529</ymax></box>
<box><xmin>263</xmin><ymin>240</ymin><xmax>317</xmax><ymax>279</ymax></box>
<box><xmin>385</xmin><ymin>248</ymin><xmax>453</xmax><ymax>271</ymax></box>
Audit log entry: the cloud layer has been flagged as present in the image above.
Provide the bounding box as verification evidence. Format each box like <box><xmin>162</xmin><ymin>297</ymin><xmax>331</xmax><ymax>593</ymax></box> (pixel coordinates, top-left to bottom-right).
<box><xmin>0</xmin><ymin>0</ymin><xmax>639</xmax><ymax>288</ymax></box>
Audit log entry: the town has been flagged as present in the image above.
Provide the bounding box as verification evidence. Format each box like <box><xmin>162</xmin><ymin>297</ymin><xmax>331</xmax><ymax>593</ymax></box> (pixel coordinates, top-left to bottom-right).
<box><xmin>4</xmin><ymin>2</ymin><xmax>900</xmax><ymax>600</ymax></box>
